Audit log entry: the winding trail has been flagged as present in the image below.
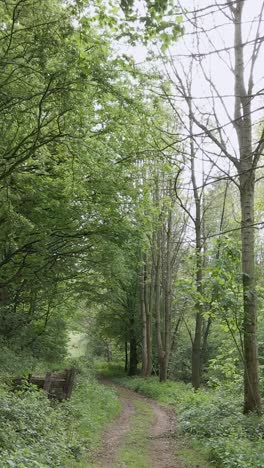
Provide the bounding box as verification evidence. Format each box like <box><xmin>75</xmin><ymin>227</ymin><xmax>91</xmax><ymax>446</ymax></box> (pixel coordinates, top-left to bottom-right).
<box><xmin>94</xmin><ymin>379</ymin><xmax>184</xmax><ymax>468</ymax></box>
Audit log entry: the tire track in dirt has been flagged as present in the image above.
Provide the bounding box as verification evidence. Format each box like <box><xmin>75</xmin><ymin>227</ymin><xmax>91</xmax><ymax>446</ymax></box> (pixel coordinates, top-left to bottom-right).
<box><xmin>149</xmin><ymin>401</ymin><xmax>181</xmax><ymax>468</ymax></box>
<box><xmin>95</xmin><ymin>379</ymin><xmax>184</xmax><ymax>468</ymax></box>
<box><xmin>95</xmin><ymin>396</ymin><xmax>135</xmax><ymax>466</ymax></box>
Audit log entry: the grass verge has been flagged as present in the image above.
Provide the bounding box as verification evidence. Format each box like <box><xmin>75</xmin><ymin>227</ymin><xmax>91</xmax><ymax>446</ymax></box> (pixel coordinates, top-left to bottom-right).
<box><xmin>66</xmin><ymin>362</ymin><xmax>121</xmax><ymax>466</ymax></box>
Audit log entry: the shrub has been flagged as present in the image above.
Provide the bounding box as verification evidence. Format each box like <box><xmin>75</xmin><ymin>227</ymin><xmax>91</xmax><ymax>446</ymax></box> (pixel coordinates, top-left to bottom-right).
<box><xmin>0</xmin><ymin>359</ymin><xmax>121</xmax><ymax>467</ymax></box>
<box><xmin>0</xmin><ymin>386</ymin><xmax>76</xmax><ymax>467</ymax></box>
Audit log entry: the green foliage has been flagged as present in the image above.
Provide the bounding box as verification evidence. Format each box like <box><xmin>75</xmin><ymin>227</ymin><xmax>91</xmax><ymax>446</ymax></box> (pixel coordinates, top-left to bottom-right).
<box><xmin>68</xmin><ymin>361</ymin><xmax>121</xmax><ymax>458</ymax></box>
<box><xmin>208</xmin><ymin>346</ymin><xmax>242</xmax><ymax>387</ymax></box>
<box><xmin>87</xmin><ymin>0</ymin><xmax>183</xmax><ymax>50</ymax></box>
<box><xmin>203</xmin><ymin>237</ymin><xmax>243</xmax><ymax>322</ymax></box>
<box><xmin>209</xmin><ymin>436</ymin><xmax>264</xmax><ymax>468</ymax></box>
<box><xmin>113</xmin><ymin>375</ymin><xmax>191</xmax><ymax>403</ymax></box>
<box><xmin>0</xmin><ymin>386</ymin><xmax>76</xmax><ymax>467</ymax></box>
<box><xmin>0</xmin><ymin>339</ymin><xmax>35</xmax><ymax>382</ymax></box>
<box><xmin>0</xmin><ymin>360</ymin><xmax>121</xmax><ymax>467</ymax></box>
<box><xmin>115</xmin><ymin>374</ymin><xmax>264</xmax><ymax>468</ymax></box>
<box><xmin>96</xmin><ymin>360</ymin><xmax>127</xmax><ymax>378</ymax></box>
<box><xmin>0</xmin><ymin>0</ymin><xmax>167</xmax><ymax>364</ymax></box>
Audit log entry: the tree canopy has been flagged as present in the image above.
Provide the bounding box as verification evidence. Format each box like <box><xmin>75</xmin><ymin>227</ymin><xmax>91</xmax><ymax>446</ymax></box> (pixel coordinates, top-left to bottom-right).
<box><xmin>1</xmin><ymin>0</ymin><xmax>264</xmax><ymax>466</ymax></box>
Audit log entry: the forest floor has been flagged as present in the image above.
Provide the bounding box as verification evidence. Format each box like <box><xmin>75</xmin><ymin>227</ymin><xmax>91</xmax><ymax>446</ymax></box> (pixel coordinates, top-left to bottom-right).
<box><xmin>91</xmin><ymin>379</ymin><xmax>186</xmax><ymax>468</ymax></box>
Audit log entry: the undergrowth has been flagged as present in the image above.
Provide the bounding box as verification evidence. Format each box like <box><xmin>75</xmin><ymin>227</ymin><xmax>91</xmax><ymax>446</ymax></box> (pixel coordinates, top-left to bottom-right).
<box><xmin>67</xmin><ymin>361</ymin><xmax>121</xmax><ymax>465</ymax></box>
<box><xmin>112</xmin><ymin>374</ymin><xmax>264</xmax><ymax>467</ymax></box>
<box><xmin>0</xmin><ymin>359</ymin><xmax>120</xmax><ymax>467</ymax></box>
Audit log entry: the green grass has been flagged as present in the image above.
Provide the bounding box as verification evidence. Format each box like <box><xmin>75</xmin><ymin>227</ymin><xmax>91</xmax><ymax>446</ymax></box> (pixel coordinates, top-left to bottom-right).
<box><xmin>95</xmin><ymin>360</ymin><xmax>126</xmax><ymax>378</ymax></box>
<box><xmin>117</xmin><ymin>399</ymin><xmax>155</xmax><ymax>467</ymax></box>
<box><xmin>176</xmin><ymin>439</ymin><xmax>212</xmax><ymax>467</ymax></box>
<box><xmin>109</xmin><ymin>373</ymin><xmax>264</xmax><ymax>468</ymax></box>
<box><xmin>66</xmin><ymin>363</ymin><xmax>121</xmax><ymax>466</ymax></box>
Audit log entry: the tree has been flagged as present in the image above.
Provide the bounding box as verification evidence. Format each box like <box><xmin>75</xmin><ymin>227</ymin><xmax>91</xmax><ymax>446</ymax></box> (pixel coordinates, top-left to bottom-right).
<box><xmin>0</xmin><ymin>0</ymin><xmax>163</xmax><ymax>364</ymax></box>
<box><xmin>160</xmin><ymin>0</ymin><xmax>264</xmax><ymax>412</ymax></box>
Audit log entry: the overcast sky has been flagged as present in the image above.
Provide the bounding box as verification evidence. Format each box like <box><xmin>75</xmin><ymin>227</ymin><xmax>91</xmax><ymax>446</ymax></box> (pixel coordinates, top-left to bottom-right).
<box><xmin>127</xmin><ymin>1</ymin><xmax>264</xmax><ymax>232</ymax></box>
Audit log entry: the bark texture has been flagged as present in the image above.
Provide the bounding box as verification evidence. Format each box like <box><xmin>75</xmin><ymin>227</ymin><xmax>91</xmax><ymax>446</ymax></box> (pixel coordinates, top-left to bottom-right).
<box><xmin>232</xmin><ymin>1</ymin><xmax>261</xmax><ymax>413</ymax></box>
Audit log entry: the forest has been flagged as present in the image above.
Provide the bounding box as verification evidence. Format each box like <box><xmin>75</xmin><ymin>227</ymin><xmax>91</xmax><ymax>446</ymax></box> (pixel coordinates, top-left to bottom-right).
<box><xmin>1</xmin><ymin>0</ymin><xmax>264</xmax><ymax>467</ymax></box>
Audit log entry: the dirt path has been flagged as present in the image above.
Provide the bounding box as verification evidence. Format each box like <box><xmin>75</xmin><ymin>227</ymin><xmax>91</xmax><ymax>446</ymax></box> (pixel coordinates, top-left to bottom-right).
<box><xmin>149</xmin><ymin>401</ymin><xmax>179</xmax><ymax>468</ymax></box>
<box><xmin>94</xmin><ymin>380</ymin><xmax>184</xmax><ymax>468</ymax></box>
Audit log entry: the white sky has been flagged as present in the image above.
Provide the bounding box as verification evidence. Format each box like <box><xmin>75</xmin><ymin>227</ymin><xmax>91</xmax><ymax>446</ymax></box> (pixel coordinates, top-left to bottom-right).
<box><xmin>124</xmin><ymin>0</ymin><xmax>264</xmax><ymax>238</ymax></box>
<box><xmin>128</xmin><ymin>1</ymin><xmax>264</xmax><ymax>169</ymax></box>
<box><xmin>174</xmin><ymin>0</ymin><xmax>264</xmax><ymax>147</ymax></box>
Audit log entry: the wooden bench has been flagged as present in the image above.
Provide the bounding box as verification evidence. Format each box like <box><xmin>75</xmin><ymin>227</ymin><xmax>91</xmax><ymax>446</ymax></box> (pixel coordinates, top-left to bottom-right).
<box><xmin>14</xmin><ymin>368</ymin><xmax>76</xmax><ymax>400</ymax></box>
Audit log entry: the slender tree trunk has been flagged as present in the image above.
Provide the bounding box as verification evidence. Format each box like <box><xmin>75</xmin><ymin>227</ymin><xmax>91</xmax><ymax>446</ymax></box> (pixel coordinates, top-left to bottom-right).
<box><xmin>232</xmin><ymin>2</ymin><xmax>261</xmax><ymax>413</ymax></box>
<box><xmin>144</xmin><ymin>257</ymin><xmax>153</xmax><ymax>375</ymax></box>
<box><xmin>147</xmin><ymin>248</ymin><xmax>156</xmax><ymax>376</ymax></box>
<box><xmin>192</xmin><ymin>211</ymin><xmax>203</xmax><ymax>389</ymax></box>
<box><xmin>164</xmin><ymin>199</ymin><xmax>173</xmax><ymax>377</ymax></box>
<box><xmin>192</xmin><ymin>305</ymin><xmax>203</xmax><ymax>389</ymax></box>
<box><xmin>129</xmin><ymin>335</ymin><xmax>138</xmax><ymax>376</ymax></box>
<box><xmin>153</xmin><ymin>177</ymin><xmax>167</xmax><ymax>382</ymax></box>
<box><xmin>128</xmin><ymin>296</ymin><xmax>138</xmax><ymax>376</ymax></box>
<box><xmin>155</xmin><ymin>226</ymin><xmax>166</xmax><ymax>382</ymax></box>
<box><xmin>140</xmin><ymin>261</ymin><xmax>148</xmax><ymax>376</ymax></box>
<box><xmin>189</xmin><ymin>105</ymin><xmax>203</xmax><ymax>390</ymax></box>
<box><xmin>124</xmin><ymin>341</ymin><xmax>128</xmax><ymax>373</ymax></box>
<box><xmin>240</xmin><ymin>175</ymin><xmax>260</xmax><ymax>413</ymax></box>
<box><xmin>159</xmin><ymin>355</ymin><xmax>167</xmax><ymax>382</ymax></box>
<box><xmin>106</xmin><ymin>343</ymin><xmax>112</xmax><ymax>362</ymax></box>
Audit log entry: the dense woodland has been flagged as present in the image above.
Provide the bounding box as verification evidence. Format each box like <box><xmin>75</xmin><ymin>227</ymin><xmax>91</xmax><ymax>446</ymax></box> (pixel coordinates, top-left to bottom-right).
<box><xmin>1</xmin><ymin>0</ymin><xmax>264</xmax><ymax>466</ymax></box>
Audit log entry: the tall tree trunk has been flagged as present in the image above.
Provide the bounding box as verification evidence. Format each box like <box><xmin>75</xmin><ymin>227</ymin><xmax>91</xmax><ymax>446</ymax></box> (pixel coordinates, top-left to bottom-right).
<box><xmin>128</xmin><ymin>297</ymin><xmax>138</xmax><ymax>376</ymax></box>
<box><xmin>140</xmin><ymin>261</ymin><xmax>148</xmax><ymax>376</ymax></box>
<box><xmin>145</xmin><ymin>257</ymin><xmax>153</xmax><ymax>376</ymax></box>
<box><xmin>240</xmin><ymin>175</ymin><xmax>260</xmax><ymax>413</ymax></box>
<box><xmin>192</xmin><ymin>286</ymin><xmax>203</xmax><ymax>389</ymax></box>
<box><xmin>124</xmin><ymin>341</ymin><xmax>128</xmax><ymax>373</ymax></box>
<box><xmin>164</xmin><ymin>198</ymin><xmax>173</xmax><ymax>377</ymax></box>
<box><xmin>129</xmin><ymin>336</ymin><xmax>138</xmax><ymax>376</ymax></box>
<box><xmin>145</xmin><ymin>242</ymin><xmax>156</xmax><ymax>376</ymax></box>
<box><xmin>128</xmin><ymin>332</ymin><xmax>138</xmax><ymax>376</ymax></box>
<box><xmin>189</xmin><ymin>104</ymin><xmax>203</xmax><ymax>390</ymax></box>
<box><xmin>233</xmin><ymin>2</ymin><xmax>261</xmax><ymax>413</ymax></box>
<box><xmin>106</xmin><ymin>343</ymin><xmax>112</xmax><ymax>362</ymax></box>
<box><xmin>155</xmin><ymin>226</ymin><xmax>166</xmax><ymax>382</ymax></box>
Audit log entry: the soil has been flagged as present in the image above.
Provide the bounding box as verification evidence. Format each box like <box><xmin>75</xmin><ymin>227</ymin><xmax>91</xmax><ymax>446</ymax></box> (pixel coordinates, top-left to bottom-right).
<box><xmin>95</xmin><ymin>379</ymin><xmax>184</xmax><ymax>468</ymax></box>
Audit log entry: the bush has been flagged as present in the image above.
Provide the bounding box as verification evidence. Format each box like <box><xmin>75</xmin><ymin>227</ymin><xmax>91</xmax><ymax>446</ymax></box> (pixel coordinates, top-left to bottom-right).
<box><xmin>0</xmin><ymin>359</ymin><xmax>121</xmax><ymax>467</ymax></box>
<box><xmin>0</xmin><ymin>386</ymin><xmax>76</xmax><ymax>467</ymax></box>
